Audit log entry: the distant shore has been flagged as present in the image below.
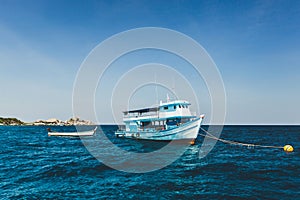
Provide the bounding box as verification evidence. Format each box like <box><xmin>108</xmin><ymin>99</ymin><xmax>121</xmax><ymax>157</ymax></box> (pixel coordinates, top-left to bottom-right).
<box><xmin>0</xmin><ymin>117</ymin><xmax>94</xmax><ymax>126</ymax></box>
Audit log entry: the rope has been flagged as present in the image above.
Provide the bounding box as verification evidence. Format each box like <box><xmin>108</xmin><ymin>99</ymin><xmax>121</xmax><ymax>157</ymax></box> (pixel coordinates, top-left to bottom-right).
<box><xmin>200</xmin><ymin>128</ymin><xmax>284</xmax><ymax>149</ymax></box>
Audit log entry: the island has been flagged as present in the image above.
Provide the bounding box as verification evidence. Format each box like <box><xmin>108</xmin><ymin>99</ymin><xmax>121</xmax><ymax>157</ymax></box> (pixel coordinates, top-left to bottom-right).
<box><xmin>0</xmin><ymin>117</ymin><xmax>94</xmax><ymax>126</ymax></box>
<box><xmin>0</xmin><ymin>117</ymin><xmax>24</xmax><ymax>125</ymax></box>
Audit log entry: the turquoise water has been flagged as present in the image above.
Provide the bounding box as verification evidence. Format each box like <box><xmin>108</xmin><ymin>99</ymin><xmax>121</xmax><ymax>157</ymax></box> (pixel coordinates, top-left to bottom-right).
<box><xmin>0</xmin><ymin>125</ymin><xmax>299</xmax><ymax>199</ymax></box>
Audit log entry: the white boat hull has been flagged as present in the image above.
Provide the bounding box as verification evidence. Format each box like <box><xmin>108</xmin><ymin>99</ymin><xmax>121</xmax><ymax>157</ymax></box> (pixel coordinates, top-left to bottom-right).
<box><xmin>48</xmin><ymin>127</ymin><xmax>97</xmax><ymax>137</ymax></box>
<box><xmin>115</xmin><ymin>118</ymin><xmax>202</xmax><ymax>141</ymax></box>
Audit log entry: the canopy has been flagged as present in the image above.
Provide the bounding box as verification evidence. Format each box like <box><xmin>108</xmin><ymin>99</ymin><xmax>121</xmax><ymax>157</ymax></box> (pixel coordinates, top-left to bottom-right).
<box><xmin>123</xmin><ymin>107</ymin><xmax>159</xmax><ymax>115</ymax></box>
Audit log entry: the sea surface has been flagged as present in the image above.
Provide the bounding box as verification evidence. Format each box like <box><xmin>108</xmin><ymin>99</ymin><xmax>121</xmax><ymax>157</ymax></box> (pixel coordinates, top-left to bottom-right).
<box><xmin>0</xmin><ymin>125</ymin><xmax>299</xmax><ymax>199</ymax></box>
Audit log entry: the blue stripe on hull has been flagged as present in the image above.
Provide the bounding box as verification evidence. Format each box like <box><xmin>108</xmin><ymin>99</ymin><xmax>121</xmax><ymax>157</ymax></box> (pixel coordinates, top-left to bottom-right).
<box><xmin>150</xmin><ymin>125</ymin><xmax>198</xmax><ymax>138</ymax></box>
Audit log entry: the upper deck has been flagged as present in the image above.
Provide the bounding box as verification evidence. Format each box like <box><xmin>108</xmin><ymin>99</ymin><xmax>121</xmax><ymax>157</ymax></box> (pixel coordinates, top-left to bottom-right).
<box><xmin>123</xmin><ymin>100</ymin><xmax>196</xmax><ymax>122</ymax></box>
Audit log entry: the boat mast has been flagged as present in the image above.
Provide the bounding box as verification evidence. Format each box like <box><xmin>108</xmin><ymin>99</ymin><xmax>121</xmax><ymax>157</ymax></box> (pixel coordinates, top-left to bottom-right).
<box><xmin>155</xmin><ymin>73</ymin><xmax>158</xmax><ymax>105</ymax></box>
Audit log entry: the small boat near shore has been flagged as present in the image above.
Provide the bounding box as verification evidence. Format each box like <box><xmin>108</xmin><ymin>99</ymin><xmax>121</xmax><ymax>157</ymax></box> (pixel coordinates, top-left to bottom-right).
<box><xmin>47</xmin><ymin>127</ymin><xmax>97</xmax><ymax>137</ymax></box>
<box><xmin>115</xmin><ymin>99</ymin><xmax>204</xmax><ymax>142</ymax></box>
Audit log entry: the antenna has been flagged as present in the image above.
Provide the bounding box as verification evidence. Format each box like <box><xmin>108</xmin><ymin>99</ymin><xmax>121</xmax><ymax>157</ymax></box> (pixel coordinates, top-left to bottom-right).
<box><xmin>172</xmin><ymin>76</ymin><xmax>176</xmax><ymax>100</ymax></box>
<box><xmin>155</xmin><ymin>73</ymin><xmax>158</xmax><ymax>105</ymax></box>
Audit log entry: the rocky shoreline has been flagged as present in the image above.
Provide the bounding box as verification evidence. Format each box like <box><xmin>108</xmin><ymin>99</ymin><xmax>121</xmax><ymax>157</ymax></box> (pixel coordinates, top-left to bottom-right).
<box><xmin>0</xmin><ymin>117</ymin><xmax>94</xmax><ymax>126</ymax></box>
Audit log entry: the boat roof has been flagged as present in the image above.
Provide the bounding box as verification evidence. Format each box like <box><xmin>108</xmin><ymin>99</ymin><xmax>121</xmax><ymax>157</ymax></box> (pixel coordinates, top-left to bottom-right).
<box><xmin>160</xmin><ymin>100</ymin><xmax>191</xmax><ymax>107</ymax></box>
<box><xmin>123</xmin><ymin>107</ymin><xmax>159</xmax><ymax>114</ymax></box>
<box><xmin>123</xmin><ymin>100</ymin><xmax>191</xmax><ymax>114</ymax></box>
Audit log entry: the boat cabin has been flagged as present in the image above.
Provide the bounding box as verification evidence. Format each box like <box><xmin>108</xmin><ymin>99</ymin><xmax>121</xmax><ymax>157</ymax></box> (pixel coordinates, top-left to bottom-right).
<box><xmin>122</xmin><ymin>100</ymin><xmax>196</xmax><ymax>132</ymax></box>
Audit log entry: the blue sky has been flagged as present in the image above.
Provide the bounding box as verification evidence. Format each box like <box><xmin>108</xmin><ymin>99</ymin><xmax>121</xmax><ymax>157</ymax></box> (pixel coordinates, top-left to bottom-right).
<box><xmin>0</xmin><ymin>0</ymin><xmax>300</xmax><ymax>124</ymax></box>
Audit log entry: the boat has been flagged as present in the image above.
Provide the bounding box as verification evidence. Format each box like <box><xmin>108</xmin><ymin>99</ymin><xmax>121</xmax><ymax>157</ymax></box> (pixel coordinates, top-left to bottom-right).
<box><xmin>115</xmin><ymin>99</ymin><xmax>204</xmax><ymax>142</ymax></box>
<box><xmin>47</xmin><ymin>127</ymin><xmax>97</xmax><ymax>137</ymax></box>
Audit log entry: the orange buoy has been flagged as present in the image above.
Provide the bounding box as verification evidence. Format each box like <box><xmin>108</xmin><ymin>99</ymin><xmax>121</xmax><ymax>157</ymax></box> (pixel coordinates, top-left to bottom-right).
<box><xmin>190</xmin><ymin>140</ymin><xmax>195</xmax><ymax>145</ymax></box>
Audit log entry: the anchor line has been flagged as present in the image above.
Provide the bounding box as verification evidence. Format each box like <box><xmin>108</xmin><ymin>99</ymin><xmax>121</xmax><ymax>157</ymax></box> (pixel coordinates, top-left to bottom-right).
<box><xmin>199</xmin><ymin>128</ymin><xmax>284</xmax><ymax>149</ymax></box>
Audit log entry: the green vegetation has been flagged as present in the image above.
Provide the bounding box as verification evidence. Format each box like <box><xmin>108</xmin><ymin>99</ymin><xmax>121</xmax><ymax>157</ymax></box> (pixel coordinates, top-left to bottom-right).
<box><xmin>0</xmin><ymin>117</ymin><xmax>24</xmax><ymax>125</ymax></box>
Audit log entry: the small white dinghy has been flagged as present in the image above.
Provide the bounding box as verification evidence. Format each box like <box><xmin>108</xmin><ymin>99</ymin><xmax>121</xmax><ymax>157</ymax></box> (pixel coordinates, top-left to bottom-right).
<box><xmin>48</xmin><ymin>127</ymin><xmax>97</xmax><ymax>137</ymax></box>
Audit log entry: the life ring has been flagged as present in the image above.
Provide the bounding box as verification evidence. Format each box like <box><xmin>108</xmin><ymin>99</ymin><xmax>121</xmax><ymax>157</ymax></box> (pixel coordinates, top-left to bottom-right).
<box><xmin>136</xmin><ymin>133</ymin><xmax>140</xmax><ymax>138</ymax></box>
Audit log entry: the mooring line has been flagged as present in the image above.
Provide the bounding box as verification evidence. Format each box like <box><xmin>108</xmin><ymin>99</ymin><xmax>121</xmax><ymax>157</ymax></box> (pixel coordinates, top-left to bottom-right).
<box><xmin>199</xmin><ymin>128</ymin><xmax>294</xmax><ymax>152</ymax></box>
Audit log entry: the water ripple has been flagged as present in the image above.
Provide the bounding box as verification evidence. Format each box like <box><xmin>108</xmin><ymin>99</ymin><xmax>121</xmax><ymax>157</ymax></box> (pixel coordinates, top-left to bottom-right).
<box><xmin>0</xmin><ymin>125</ymin><xmax>299</xmax><ymax>199</ymax></box>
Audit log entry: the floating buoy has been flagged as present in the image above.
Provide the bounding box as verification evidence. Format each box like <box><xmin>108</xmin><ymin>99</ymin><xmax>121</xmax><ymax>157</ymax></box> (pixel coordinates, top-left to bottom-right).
<box><xmin>283</xmin><ymin>145</ymin><xmax>294</xmax><ymax>152</ymax></box>
<box><xmin>190</xmin><ymin>140</ymin><xmax>195</xmax><ymax>145</ymax></box>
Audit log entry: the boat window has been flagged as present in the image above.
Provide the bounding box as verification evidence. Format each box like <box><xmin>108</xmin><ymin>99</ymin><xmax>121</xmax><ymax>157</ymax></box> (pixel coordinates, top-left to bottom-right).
<box><xmin>174</xmin><ymin>105</ymin><xmax>176</xmax><ymax>109</ymax></box>
<box><xmin>179</xmin><ymin>105</ymin><xmax>181</xmax><ymax>108</ymax></box>
<box><xmin>164</xmin><ymin>106</ymin><xmax>168</xmax><ymax>110</ymax></box>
